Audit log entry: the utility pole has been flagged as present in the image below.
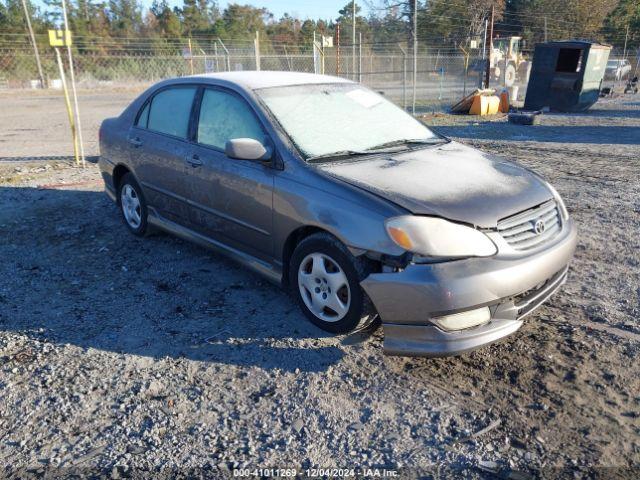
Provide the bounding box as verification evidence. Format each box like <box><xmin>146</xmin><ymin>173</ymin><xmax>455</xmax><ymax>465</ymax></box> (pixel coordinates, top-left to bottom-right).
<box><xmin>352</xmin><ymin>0</ymin><xmax>356</xmax><ymax>81</ymax></box>
<box><xmin>544</xmin><ymin>17</ymin><xmax>548</xmax><ymax>42</ymax></box>
<box><xmin>20</xmin><ymin>0</ymin><xmax>45</xmax><ymax>88</ymax></box>
<box><xmin>412</xmin><ymin>0</ymin><xmax>417</xmax><ymax>115</ymax></box>
<box><xmin>483</xmin><ymin>5</ymin><xmax>494</xmax><ymax>89</ymax></box>
<box><xmin>61</xmin><ymin>0</ymin><xmax>85</xmax><ymax>166</ymax></box>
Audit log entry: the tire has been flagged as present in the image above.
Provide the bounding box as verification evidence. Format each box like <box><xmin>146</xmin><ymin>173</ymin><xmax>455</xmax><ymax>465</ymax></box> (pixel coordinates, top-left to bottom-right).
<box><xmin>289</xmin><ymin>232</ymin><xmax>377</xmax><ymax>334</ymax></box>
<box><xmin>504</xmin><ymin>63</ymin><xmax>516</xmax><ymax>87</ymax></box>
<box><xmin>117</xmin><ymin>172</ymin><xmax>149</xmax><ymax>236</ymax></box>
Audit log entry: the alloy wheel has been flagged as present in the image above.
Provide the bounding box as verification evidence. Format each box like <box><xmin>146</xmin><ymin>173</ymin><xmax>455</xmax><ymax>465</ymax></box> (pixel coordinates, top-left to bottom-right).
<box><xmin>297</xmin><ymin>252</ymin><xmax>351</xmax><ymax>322</ymax></box>
<box><xmin>120</xmin><ymin>183</ymin><xmax>142</xmax><ymax>229</ymax></box>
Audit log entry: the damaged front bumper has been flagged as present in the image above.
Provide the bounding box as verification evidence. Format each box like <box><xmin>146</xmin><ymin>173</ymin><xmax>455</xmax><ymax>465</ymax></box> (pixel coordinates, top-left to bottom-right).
<box><xmin>361</xmin><ymin>219</ymin><xmax>578</xmax><ymax>357</ymax></box>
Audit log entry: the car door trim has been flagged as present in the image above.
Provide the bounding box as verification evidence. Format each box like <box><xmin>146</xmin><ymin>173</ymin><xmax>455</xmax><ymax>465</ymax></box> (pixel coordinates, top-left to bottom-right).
<box><xmin>147</xmin><ymin>206</ymin><xmax>281</xmax><ymax>284</ymax></box>
<box><xmin>141</xmin><ymin>180</ymin><xmax>271</xmax><ymax>237</ymax></box>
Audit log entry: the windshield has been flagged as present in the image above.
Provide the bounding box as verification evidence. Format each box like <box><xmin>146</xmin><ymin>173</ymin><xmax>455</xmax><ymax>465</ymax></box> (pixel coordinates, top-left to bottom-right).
<box><xmin>256</xmin><ymin>83</ymin><xmax>438</xmax><ymax>159</ymax></box>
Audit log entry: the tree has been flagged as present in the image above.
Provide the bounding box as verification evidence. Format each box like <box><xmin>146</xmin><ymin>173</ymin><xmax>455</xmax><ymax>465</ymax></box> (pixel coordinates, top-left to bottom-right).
<box><xmin>418</xmin><ymin>0</ymin><xmax>505</xmax><ymax>45</ymax></box>
<box><xmin>336</xmin><ymin>1</ymin><xmax>370</xmax><ymax>45</ymax></box>
<box><xmin>181</xmin><ymin>0</ymin><xmax>218</xmax><ymax>36</ymax></box>
<box><xmin>150</xmin><ymin>0</ymin><xmax>181</xmax><ymax>38</ymax></box>
<box><xmin>1</xmin><ymin>0</ymin><xmax>49</xmax><ymax>34</ymax></box>
<box><xmin>604</xmin><ymin>0</ymin><xmax>640</xmax><ymax>50</ymax></box>
<box><xmin>509</xmin><ymin>0</ymin><xmax>615</xmax><ymax>45</ymax></box>
<box><xmin>214</xmin><ymin>3</ymin><xmax>271</xmax><ymax>41</ymax></box>
<box><xmin>108</xmin><ymin>0</ymin><xmax>143</xmax><ymax>37</ymax></box>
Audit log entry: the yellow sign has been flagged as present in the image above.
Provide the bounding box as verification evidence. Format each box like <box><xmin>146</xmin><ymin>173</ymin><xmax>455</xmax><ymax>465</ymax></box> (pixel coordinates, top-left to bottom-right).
<box><xmin>48</xmin><ymin>30</ymin><xmax>72</xmax><ymax>47</ymax></box>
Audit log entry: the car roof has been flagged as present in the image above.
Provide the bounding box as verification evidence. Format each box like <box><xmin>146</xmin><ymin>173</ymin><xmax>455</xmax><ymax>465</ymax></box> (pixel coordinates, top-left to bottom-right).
<box><xmin>186</xmin><ymin>71</ymin><xmax>353</xmax><ymax>90</ymax></box>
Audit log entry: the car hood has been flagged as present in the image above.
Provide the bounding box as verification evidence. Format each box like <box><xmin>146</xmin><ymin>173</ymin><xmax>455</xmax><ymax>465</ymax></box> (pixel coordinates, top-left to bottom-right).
<box><xmin>314</xmin><ymin>141</ymin><xmax>553</xmax><ymax>228</ymax></box>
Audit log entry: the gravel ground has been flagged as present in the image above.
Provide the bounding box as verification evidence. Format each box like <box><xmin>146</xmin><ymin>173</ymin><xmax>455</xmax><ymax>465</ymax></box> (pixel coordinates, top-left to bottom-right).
<box><xmin>0</xmin><ymin>90</ymin><xmax>639</xmax><ymax>478</ymax></box>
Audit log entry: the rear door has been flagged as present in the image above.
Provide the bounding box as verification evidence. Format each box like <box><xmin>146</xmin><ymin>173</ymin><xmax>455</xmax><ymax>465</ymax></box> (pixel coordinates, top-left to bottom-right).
<box><xmin>128</xmin><ymin>85</ymin><xmax>197</xmax><ymax>224</ymax></box>
<box><xmin>185</xmin><ymin>86</ymin><xmax>275</xmax><ymax>260</ymax></box>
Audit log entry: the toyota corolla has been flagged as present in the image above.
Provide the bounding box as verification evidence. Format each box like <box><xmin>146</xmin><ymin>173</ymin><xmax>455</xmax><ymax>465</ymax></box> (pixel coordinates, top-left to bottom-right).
<box><xmin>98</xmin><ymin>71</ymin><xmax>577</xmax><ymax>356</ymax></box>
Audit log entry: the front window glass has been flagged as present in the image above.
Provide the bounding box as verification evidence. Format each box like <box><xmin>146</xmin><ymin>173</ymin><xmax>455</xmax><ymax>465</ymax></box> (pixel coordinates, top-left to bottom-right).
<box><xmin>256</xmin><ymin>83</ymin><xmax>436</xmax><ymax>158</ymax></box>
<box><xmin>147</xmin><ymin>87</ymin><xmax>196</xmax><ymax>139</ymax></box>
<box><xmin>197</xmin><ymin>89</ymin><xmax>265</xmax><ymax>150</ymax></box>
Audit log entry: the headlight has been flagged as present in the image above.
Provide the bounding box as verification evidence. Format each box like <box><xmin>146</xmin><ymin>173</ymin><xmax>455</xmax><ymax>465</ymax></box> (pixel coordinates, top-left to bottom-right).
<box><xmin>385</xmin><ymin>216</ymin><xmax>497</xmax><ymax>258</ymax></box>
<box><xmin>545</xmin><ymin>182</ymin><xmax>569</xmax><ymax>220</ymax></box>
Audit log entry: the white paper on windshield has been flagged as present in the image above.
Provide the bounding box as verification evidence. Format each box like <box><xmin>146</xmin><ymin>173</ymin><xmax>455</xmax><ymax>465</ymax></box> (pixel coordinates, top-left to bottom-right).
<box><xmin>345</xmin><ymin>89</ymin><xmax>383</xmax><ymax>109</ymax></box>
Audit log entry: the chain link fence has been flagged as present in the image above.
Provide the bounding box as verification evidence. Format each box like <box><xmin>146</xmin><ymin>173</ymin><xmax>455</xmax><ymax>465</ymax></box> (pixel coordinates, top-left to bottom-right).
<box><xmin>1</xmin><ymin>37</ymin><xmax>638</xmax><ymax>110</ymax></box>
<box><xmin>0</xmin><ymin>40</ymin><xmax>489</xmax><ymax>110</ymax></box>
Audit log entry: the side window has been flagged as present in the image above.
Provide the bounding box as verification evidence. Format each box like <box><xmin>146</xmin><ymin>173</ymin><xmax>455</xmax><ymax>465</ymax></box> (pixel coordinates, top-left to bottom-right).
<box><xmin>146</xmin><ymin>87</ymin><xmax>196</xmax><ymax>139</ymax></box>
<box><xmin>197</xmin><ymin>89</ymin><xmax>265</xmax><ymax>150</ymax></box>
<box><xmin>136</xmin><ymin>102</ymin><xmax>150</xmax><ymax>128</ymax></box>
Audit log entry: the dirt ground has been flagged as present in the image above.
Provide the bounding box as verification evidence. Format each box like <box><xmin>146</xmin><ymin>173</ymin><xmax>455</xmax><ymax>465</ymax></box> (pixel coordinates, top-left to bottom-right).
<box><xmin>0</xmin><ymin>89</ymin><xmax>639</xmax><ymax>478</ymax></box>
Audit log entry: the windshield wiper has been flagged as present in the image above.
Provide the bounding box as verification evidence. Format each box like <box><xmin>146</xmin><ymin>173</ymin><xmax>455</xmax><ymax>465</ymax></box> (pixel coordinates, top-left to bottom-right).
<box><xmin>306</xmin><ymin>150</ymin><xmax>378</xmax><ymax>163</ymax></box>
<box><xmin>365</xmin><ymin>137</ymin><xmax>448</xmax><ymax>151</ymax></box>
<box><xmin>306</xmin><ymin>138</ymin><xmax>448</xmax><ymax>163</ymax></box>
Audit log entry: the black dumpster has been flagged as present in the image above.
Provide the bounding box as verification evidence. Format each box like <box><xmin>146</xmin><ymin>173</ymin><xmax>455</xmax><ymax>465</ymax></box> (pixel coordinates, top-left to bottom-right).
<box><xmin>524</xmin><ymin>41</ymin><xmax>611</xmax><ymax>112</ymax></box>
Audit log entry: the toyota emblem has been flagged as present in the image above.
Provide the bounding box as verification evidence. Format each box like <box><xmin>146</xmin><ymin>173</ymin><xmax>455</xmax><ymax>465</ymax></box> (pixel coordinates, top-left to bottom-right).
<box><xmin>534</xmin><ymin>219</ymin><xmax>546</xmax><ymax>235</ymax></box>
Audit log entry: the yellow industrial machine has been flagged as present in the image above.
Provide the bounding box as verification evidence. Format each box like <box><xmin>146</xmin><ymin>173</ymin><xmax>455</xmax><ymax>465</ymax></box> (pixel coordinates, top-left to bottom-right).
<box><xmin>490</xmin><ymin>36</ymin><xmax>531</xmax><ymax>87</ymax></box>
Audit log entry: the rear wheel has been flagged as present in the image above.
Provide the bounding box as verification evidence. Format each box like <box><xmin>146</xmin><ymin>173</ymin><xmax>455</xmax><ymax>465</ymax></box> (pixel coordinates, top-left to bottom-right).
<box><xmin>289</xmin><ymin>233</ymin><xmax>377</xmax><ymax>334</ymax></box>
<box><xmin>118</xmin><ymin>172</ymin><xmax>149</xmax><ymax>236</ymax></box>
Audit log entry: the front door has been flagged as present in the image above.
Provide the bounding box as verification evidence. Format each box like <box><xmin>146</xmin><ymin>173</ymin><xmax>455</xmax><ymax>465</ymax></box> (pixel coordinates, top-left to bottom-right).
<box><xmin>185</xmin><ymin>87</ymin><xmax>274</xmax><ymax>261</ymax></box>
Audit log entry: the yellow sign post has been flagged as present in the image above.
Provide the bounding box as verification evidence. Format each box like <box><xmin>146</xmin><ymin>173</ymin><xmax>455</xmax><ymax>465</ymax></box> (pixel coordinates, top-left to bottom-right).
<box><xmin>49</xmin><ymin>29</ymin><xmax>80</xmax><ymax>166</ymax></box>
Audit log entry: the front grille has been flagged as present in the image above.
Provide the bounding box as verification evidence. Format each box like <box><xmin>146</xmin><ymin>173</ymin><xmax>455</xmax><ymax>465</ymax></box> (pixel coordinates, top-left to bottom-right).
<box><xmin>497</xmin><ymin>200</ymin><xmax>561</xmax><ymax>251</ymax></box>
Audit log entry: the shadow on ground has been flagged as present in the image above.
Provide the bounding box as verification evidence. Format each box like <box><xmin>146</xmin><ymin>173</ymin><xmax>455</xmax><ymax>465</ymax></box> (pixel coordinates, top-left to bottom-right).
<box><xmin>0</xmin><ymin>186</ymin><xmax>362</xmax><ymax>373</ymax></box>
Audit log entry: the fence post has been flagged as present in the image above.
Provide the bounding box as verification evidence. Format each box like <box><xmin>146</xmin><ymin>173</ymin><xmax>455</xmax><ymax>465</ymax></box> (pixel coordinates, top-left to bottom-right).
<box><xmin>336</xmin><ymin>23</ymin><xmax>341</xmax><ymax>75</ymax></box>
<box><xmin>412</xmin><ymin>0</ymin><xmax>417</xmax><ymax>115</ymax></box>
<box><xmin>218</xmin><ymin>38</ymin><xmax>230</xmax><ymax>71</ymax></box>
<box><xmin>313</xmin><ymin>31</ymin><xmax>317</xmax><ymax>74</ymax></box>
<box><xmin>480</xmin><ymin>19</ymin><xmax>488</xmax><ymax>88</ymax></box>
<box><xmin>352</xmin><ymin>0</ymin><xmax>356</xmax><ymax>81</ymax></box>
<box><xmin>283</xmin><ymin>45</ymin><xmax>292</xmax><ymax>71</ymax></box>
<box><xmin>254</xmin><ymin>31</ymin><xmax>261</xmax><ymax>71</ymax></box>
<box><xmin>398</xmin><ymin>44</ymin><xmax>407</xmax><ymax>111</ymax></box>
<box><xmin>484</xmin><ymin>5</ymin><xmax>494</xmax><ymax>89</ymax></box>
<box><xmin>358</xmin><ymin>32</ymin><xmax>362</xmax><ymax>83</ymax></box>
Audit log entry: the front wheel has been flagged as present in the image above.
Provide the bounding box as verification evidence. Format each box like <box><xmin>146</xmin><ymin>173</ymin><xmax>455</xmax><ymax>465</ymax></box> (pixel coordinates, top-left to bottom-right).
<box><xmin>289</xmin><ymin>233</ymin><xmax>377</xmax><ymax>334</ymax></box>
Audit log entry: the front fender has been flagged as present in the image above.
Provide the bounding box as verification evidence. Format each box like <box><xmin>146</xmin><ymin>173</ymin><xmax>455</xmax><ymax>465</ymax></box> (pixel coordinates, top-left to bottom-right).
<box><xmin>273</xmin><ymin>171</ymin><xmax>407</xmax><ymax>260</ymax></box>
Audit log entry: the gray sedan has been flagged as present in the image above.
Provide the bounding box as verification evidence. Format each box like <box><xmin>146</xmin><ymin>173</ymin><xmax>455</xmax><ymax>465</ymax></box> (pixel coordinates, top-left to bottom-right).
<box><xmin>98</xmin><ymin>71</ymin><xmax>577</xmax><ymax>356</ymax></box>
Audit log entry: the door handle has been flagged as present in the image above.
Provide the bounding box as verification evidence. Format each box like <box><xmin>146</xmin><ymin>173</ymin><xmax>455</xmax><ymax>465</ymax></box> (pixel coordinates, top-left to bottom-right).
<box><xmin>185</xmin><ymin>154</ymin><xmax>203</xmax><ymax>167</ymax></box>
<box><xmin>128</xmin><ymin>137</ymin><xmax>143</xmax><ymax>147</ymax></box>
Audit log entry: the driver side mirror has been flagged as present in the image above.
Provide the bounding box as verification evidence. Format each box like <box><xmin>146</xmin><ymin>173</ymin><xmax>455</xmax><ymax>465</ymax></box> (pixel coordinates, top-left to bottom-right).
<box><xmin>225</xmin><ymin>138</ymin><xmax>272</xmax><ymax>161</ymax></box>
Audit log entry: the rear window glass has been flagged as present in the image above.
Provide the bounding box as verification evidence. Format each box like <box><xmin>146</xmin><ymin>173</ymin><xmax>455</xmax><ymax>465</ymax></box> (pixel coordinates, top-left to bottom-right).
<box><xmin>146</xmin><ymin>87</ymin><xmax>196</xmax><ymax>139</ymax></box>
<box><xmin>136</xmin><ymin>102</ymin><xmax>150</xmax><ymax>128</ymax></box>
